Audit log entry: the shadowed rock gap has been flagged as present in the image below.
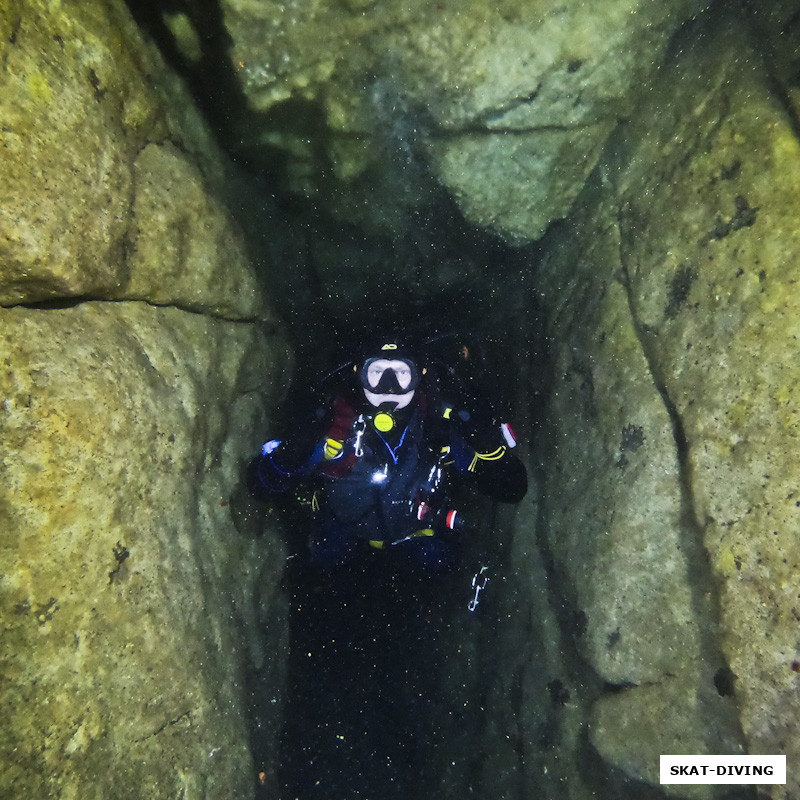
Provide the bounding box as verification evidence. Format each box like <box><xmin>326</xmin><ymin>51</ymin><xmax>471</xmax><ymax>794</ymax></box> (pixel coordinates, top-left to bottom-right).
<box><xmin>270</xmin><ymin>554</ymin><xmax>467</xmax><ymax>799</ymax></box>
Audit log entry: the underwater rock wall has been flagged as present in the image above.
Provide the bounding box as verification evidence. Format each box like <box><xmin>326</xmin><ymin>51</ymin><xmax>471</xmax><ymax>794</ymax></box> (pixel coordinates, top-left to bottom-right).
<box><xmin>0</xmin><ymin>3</ymin><xmax>289</xmax><ymax>799</ymax></box>
<box><xmin>533</xmin><ymin>11</ymin><xmax>800</xmax><ymax>799</ymax></box>
<box><xmin>206</xmin><ymin>0</ymin><xmax>705</xmax><ymax>241</ymax></box>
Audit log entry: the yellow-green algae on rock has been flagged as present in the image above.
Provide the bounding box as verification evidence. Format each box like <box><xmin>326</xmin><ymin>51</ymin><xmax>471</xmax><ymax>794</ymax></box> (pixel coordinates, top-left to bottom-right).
<box><xmin>0</xmin><ymin>0</ymin><xmax>263</xmax><ymax>319</ymax></box>
<box><xmin>0</xmin><ymin>303</ymin><xmax>284</xmax><ymax>800</ymax></box>
<box><xmin>533</xmin><ymin>187</ymin><xmax>745</xmax><ymax>800</ymax></box>
<box><xmin>0</xmin><ymin>1</ymin><xmax>290</xmax><ymax>798</ymax></box>
<box><xmin>536</xmin><ymin>14</ymin><xmax>800</xmax><ymax>799</ymax></box>
<box><xmin>618</xmin><ymin>22</ymin><xmax>800</xmax><ymax>793</ymax></box>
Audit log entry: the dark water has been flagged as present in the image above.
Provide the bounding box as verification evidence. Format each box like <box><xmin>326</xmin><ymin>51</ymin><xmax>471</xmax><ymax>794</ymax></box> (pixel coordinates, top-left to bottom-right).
<box><xmin>258</xmin><ymin>552</ymin><xmax>466</xmax><ymax>800</ymax></box>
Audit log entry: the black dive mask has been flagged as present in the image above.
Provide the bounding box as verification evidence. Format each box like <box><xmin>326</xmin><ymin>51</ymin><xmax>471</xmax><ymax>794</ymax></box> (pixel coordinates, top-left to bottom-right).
<box><xmin>359</xmin><ymin>358</ymin><xmax>420</xmax><ymax>395</ymax></box>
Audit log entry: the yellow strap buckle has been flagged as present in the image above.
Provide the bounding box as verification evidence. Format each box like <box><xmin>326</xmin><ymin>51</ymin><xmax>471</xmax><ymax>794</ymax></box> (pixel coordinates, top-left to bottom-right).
<box><xmin>323</xmin><ymin>437</ymin><xmax>344</xmax><ymax>460</ymax></box>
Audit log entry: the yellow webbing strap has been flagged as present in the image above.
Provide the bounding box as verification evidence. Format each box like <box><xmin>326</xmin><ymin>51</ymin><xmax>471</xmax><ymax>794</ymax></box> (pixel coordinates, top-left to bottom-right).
<box><xmin>468</xmin><ymin>445</ymin><xmax>507</xmax><ymax>472</ymax></box>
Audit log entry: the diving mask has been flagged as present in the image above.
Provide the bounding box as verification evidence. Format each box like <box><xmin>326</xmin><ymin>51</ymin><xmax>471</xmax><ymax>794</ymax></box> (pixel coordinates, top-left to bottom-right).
<box><xmin>360</xmin><ymin>358</ymin><xmax>419</xmax><ymax>409</ymax></box>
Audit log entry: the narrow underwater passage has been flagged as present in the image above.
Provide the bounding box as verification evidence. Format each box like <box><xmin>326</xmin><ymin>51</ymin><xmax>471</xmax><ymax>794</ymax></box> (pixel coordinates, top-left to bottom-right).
<box><xmin>242</xmin><ymin>332</ymin><xmax>538</xmax><ymax>800</ymax></box>
<box><xmin>265</xmin><ymin>554</ymin><xmax>470</xmax><ymax>800</ymax></box>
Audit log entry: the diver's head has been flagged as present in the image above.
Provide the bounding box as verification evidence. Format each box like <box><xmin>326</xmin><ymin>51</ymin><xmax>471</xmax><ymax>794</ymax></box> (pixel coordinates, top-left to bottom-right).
<box><xmin>358</xmin><ymin>340</ymin><xmax>421</xmax><ymax>410</ymax></box>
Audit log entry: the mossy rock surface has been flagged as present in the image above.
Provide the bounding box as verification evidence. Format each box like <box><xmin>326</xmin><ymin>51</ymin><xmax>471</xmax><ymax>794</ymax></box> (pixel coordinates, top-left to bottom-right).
<box><xmin>0</xmin><ymin>0</ymin><xmax>267</xmax><ymax>319</ymax></box>
<box><xmin>0</xmin><ymin>302</ymin><xmax>288</xmax><ymax>800</ymax></box>
<box><xmin>536</xmin><ymin>15</ymin><xmax>800</xmax><ymax>797</ymax></box>
<box><xmin>0</xmin><ymin>3</ymin><xmax>290</xmax><ymax>798</ymax></box>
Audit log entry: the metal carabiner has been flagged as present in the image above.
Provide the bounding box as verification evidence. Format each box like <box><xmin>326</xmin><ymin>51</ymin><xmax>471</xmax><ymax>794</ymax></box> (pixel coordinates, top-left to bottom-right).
<box><xmin>468</xmin><ymin>566</ymin><xmax>490</xmax><ymax>612</ymax></box>
<box><xmin>353</xmin><ymin>414</ymin><xmax>366</xmax><ymax>457</ymax></box>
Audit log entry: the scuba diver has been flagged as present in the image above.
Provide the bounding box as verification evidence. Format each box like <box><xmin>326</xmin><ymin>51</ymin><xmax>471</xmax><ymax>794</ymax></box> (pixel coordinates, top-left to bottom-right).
<box><xmin>246</xmin><ymin>336</ymin><xmax>527</xmax><ymax>572</ymax></box>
